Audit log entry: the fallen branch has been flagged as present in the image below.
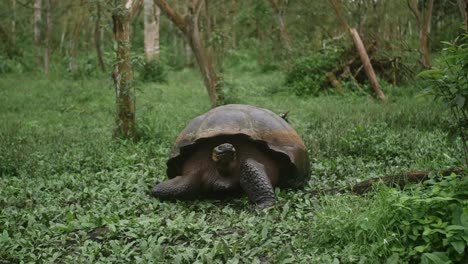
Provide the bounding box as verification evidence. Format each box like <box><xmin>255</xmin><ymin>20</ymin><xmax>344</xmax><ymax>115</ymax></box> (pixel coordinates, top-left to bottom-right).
<box><xmin>325</xmin><ymin>41</ymin><xmax>376</xmax><ymax>91</ymax></box>
<box><xmin>320</xmin><ymin>168</ymin><xmax>464</xmax><ymax>195</ymax></box>
<box><xmin>350</xmin><ymin>28</ymin><xmax>387</xmax><ymax>101</ymax></box>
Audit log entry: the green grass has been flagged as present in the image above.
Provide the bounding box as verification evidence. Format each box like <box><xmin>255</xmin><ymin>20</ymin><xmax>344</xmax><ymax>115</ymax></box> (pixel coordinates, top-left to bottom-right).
<box><xmin>0</xmin><ymin>69</ymin><xmax>466</xmax><ymax>263</ymax></box>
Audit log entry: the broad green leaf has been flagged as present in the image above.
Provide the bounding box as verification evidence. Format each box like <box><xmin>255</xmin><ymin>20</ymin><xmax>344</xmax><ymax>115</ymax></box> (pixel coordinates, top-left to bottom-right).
<box><xmin>445</xmin><ymin>225</ymin><xmax>467</xmax><ymax>231</ymax></box>
<box><xmin>414</xmin><ymin>245</ymin><xmax>427</xmax><ymax>252</ymax></box>
<box><xmin>422</xmin><ymin>252</ymin><xmax>451</xmax><ymax>264</ymax></box>
<box><xmin>417</xmin><ymin>69</ymin><xmax>444</xmax><ymax>79</ymax></box>
<box><xmin>450</xmin><ymin>241</ymin><xmax>466</xmax><ymax>254</ymax></box>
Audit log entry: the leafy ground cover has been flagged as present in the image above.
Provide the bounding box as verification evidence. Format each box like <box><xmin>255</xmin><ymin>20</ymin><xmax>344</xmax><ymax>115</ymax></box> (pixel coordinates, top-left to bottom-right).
<box><xmin>0</xmin><ymin>69</ymin><xmax>467</xmax><ymax>263</ymax></box>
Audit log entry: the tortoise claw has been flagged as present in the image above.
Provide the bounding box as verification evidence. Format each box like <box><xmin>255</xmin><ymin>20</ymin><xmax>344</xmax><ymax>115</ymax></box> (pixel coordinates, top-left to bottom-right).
<box><xmin>255</xmin><ymin>199</ymin><xmax>276</xmax><ymax>209</ymax></box>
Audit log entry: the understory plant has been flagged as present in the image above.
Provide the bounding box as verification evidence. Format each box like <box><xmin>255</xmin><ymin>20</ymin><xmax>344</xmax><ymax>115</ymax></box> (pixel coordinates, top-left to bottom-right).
<box><xmin>391</xmin><ymin>173</ymin><xmax>468</xmax><ymax>263</ymax></box>
<box><xmin>284</xmin><ymin>46</ymin><xmax>343</xmax><ymax>96</ymax></box>
<box><xmin>419</xmin><ymin>32</ymin><xmax>468</xmax><ymax>164</ymax></box>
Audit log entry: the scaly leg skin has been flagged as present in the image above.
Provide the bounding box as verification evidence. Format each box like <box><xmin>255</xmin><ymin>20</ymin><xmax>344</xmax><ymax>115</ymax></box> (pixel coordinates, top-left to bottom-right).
<box><xmin>150</xmin><ymin>175</ymin><xmax>200</xmax><ymax>200</ymax></box>
<box><xmin>239</xmin><ymin>158</ymin><xmax>276</xmax><ymax>209</ymax></box>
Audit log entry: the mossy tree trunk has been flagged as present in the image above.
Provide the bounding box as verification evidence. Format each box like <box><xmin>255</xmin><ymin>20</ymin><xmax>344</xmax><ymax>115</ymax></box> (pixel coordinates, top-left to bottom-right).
<box><xmin>111</xmin><ymin>0</ymin><xmax>142</xmax><ymax>139</ymax></box>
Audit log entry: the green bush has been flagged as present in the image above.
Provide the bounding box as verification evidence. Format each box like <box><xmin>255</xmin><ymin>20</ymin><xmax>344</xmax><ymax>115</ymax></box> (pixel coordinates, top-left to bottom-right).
<box><xmin>392</xmin><ymin>174</ymin><xmax>468</xmax><ymax>263</ymax></box>
<box><xmin>284</xmin><ymin>47</ymin><xmax>343</xmax><ymax>96</ymax></box>
<box><xmin>419</xmin><ymin>32</ymin><xmax>468</xmax><ymax>164</ymax></box>
<box><xmin>140</xmin><ymin>59</ymin><xmax>167</xmax><ymax>83</ymax></box>
<box><xmin>307</xmin><ymin>173</ymin><xmax>468</xmax><ymax>263</ymax></box>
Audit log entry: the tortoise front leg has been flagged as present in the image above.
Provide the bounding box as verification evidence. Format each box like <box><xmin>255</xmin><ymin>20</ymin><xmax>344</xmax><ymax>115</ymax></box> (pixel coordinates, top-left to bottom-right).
<box><xmin>150</xmin><ymin>175</ymin><xmax>201</xmax><ymax>200</ymax></box>
<box><xmin>239</xmin><ymin>158</ymin><xmax>276</xmax><ymax>209</ymax></box>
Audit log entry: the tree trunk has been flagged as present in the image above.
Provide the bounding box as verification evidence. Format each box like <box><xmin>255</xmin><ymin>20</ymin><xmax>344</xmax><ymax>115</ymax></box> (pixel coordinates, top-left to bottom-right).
<box><xmin>420</xmin><ymin>0</ymin><xmax>433</xmax><ymax>68</ymax></box>
<box><xmin>34</xmin><ymin>0</ymin><xmax>42</xmax><ymax>66</ymax></box>
<box><xmin>328</xmin><ymin>0</ymin><xmax>350</xmax><ymax>34</ymax></box>
<box><xmin>407</xmin><ymin>0</ymin><xmax>433</xmax><ymax>69</ymax></box>
<box><xmin>350</xmin><ymin>28</ymin><xmax>387</xmax><ymax>102</ymax></box>
<box><xmin>185</xmin><ymin>40</ymin><xmax>193</xmax><ymax>66</ymax></box>
<box><xmin>269</xmin><ymin>0</ymin><xmax>292</xmax><ymax>52</ymax></box>
<box><xmin>44</xmin><ymin>0</ymin><xmax>53</xmax><ymax>78</ymax></box>
<box><xmin>11</xmin><ymin>0</ymin><xmax>16</xmax><ymax>47</ymax></box>
<box><xmin>69</xmin><ymin>2</ymin><xmax>84</xmax><ymax>74</ymax></box>
<box><xmin>59</xmin><ymin>10</ymin><xmax>70</xmax><ymax>54</ymax></box>
<box><xmin>0</xmin><ymin>25</ymin><xmax>16</xmax><ymax>58</ymax></box>
<box><xmin>143</xmin><ymin>0</ymin><xmax>160</xmax><ymax>61</ymax></box>
<box><xmin>458</xmin><ymin>0</ymin><xmax>468</xmax><ymax>30</ymax></box>
<box><xmin>154</xmin><ymin>0</ymin><xmax>223</xmax><ymax>108</ymax></box>
<box><xmin>95</xmin><ymin>1</ymin><xmax>106</xmax><ymax>72</ymax></box>
<box><xmin>111</xmin><ymin>0</ymin><xmax>142</xmax><ymax>139</ymax></box>
<box><xmin>187</xmin><ymin>4</ymin><xmax>222</xmax><ymax>107</ymax></box>
<box><xmin>255</xmin><ymin>20</ymin><xmax>265</xmax><ymax>66</ymax></box>
<box><xmin>230</xmin><ymin>0</ymin><xmax>237</xmax><ymax>49</ymax></box>
<box><xmin>203</xmin><ymin>0</ymin><xmax>214</xmax><ymax>65</ymax></box>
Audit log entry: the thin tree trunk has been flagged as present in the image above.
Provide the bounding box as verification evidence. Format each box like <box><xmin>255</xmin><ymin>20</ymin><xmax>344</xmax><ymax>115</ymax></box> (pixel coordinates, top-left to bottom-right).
<box><xmin>144</xmin><ymin>0</ymin><xmax>160</xmax><ymax>61</ymax></box>
<box><xmin>34</xmin><ymin>0</ymin><xmax>42</xmax><ymax>66</ymax></box>
<box><xmin>11</xmin><ymin>0</ymin><xmax>16</xmax><ymax>47</ymax></box>
<box><xmin>230</xmin><ymin>0</ymin><xmax>237</xmax><ymax>49</ymax></box>
<box><xmin>420</xmin><ymin>0</ymin><xmax>433</xmax><ymax>68</ymax></box>
<box><xmin>95</xmin><ymin>2</ymin><xmax>106</xmax><ymax>72</ymax></box>
<box><xmin>69</xmin><ymin>2</ymin><xmax>84</xmax><ymax>74</ymax></box>
<box><xmin>458</xmin><ymin>0</ymin><xmax>468</xmax><ymax>30</ymax></box>
<box><xmin>59</xmin><ymin>11</ymin><xmax>70</xmax><ymax>54</ymax></box>
<box><xmin>154</xmin><ymin>3</ymin><xmax>161</xmax><ymax>59</ymax></box>
<box><xmin>185</xmin><ymin>40</ymin><xmax>193</xmax><ymax>66</ymax></box>
<box><xmin>0</xmin><ymin>25</ymin><xmax>16</xmax><ymax>58</ymax></box>
<box><xmin>328</xmin><ymin>0</ymin><xmax>350</xmax><ymax>34</ymax></box>
<box><xmin>255</xmin><ymin>20</ymin><xmax>265</xmax><ymax>66</ymax></box>
<box><xmin>154</xmin><ymin>0</ymin><xmax>223</xmax><ymax>108</ymax></box>
<box><xmin>187</xmin><ymin>3</ymin><xmax>222</xmax><ymax>106</ymax></box>
<box><xmin>203</xmin><ymin>0</ymin><xmax>214</xmax><ymax>64</ymax></box>
<box><xmin>44</xmin><ymin>0</ymin><xmax>53</xmax><ymax>78</ymax></box>
<box><xmin>269</xmin><ymin>0</ymin><xmax>292</xmax><ymax>52</ymax></box>
<box><xmin>407</xmin><ymin>0</ymin><xmax>433</xmax><ymax>69</ymax></box>
<box><xmin>350</xmin><ymin>28</ymin><xmax>387</xmax><ymax>102</ymax></box>
<box><xmin>111</xmin><ymin>0</ymin><xmax>142</xmax><ymax>139</ymax></box>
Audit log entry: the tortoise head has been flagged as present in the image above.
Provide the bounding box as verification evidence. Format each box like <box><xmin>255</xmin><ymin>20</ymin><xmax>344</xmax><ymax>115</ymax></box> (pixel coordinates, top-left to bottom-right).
<box><xmin>212</xmin><ymin>143</ymin><xmax>237</xmax><ymax>174</ymax></box>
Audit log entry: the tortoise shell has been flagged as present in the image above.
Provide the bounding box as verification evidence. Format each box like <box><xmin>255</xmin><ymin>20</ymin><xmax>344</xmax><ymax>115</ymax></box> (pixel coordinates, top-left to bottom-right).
<box><xmin>166</xmin><ymin>104</ymin><xmax>310</xmax><ymax>188</ymax></box>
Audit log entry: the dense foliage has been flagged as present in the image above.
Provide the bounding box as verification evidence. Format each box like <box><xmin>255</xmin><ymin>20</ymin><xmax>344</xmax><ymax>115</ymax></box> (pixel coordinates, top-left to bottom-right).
<box><xmin>284</xmin><ymin>47</ymin><xmax>343</xmax><ymax>96</ymax></box>
<box><xmin>1</xmin><ymin>69</ymin><xmax>466</xmax><ymax>262</ymax></box>
<box><xmin>420</xmin><ymin>32</ymin><xmax>468</xmax><ymax>163</ymax></box>
<box><xmin>0</xmin><ymin>0</ymin><xmax>467</xmax><ymax>262</ymax></box>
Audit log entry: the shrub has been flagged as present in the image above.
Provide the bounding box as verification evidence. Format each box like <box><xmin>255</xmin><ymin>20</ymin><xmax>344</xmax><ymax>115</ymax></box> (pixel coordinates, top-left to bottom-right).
<box><xmin>392</xmin><ymin>173</ymin><xmax>468</xmax><ymax>263</ymax></box>
<box><xmin>307</xmin><ymin>173</ymin><xmax>467</xmax><ymax>263</ymax></box>
<box><xmin>419</xmin><ymin>32</ymin><xmax>468</xmax><ymax>164</ymax></box>
<box><xmin>140</xmin><ymin>59</ymin><xmax>167</xmax><ymax>83</ymax></box>
<box><xmin>284</xmin><ymin>47</ymin><xmax>343</xmax><ymax>96</ymax></box>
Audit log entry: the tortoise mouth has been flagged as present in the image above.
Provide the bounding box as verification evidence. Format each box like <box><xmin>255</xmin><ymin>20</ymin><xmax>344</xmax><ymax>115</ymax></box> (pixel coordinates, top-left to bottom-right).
<box><xmin>212</xmin><ymin>143</ymin><xmax>236</xmax><ymax>162</ymax></box>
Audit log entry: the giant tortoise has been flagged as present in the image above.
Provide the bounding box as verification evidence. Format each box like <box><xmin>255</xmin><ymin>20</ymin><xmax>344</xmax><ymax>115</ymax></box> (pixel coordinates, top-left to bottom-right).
<box><xmin>151</xmin><ymin>104</ymin><xmax>310</xmax><ymax>208</ymax></box>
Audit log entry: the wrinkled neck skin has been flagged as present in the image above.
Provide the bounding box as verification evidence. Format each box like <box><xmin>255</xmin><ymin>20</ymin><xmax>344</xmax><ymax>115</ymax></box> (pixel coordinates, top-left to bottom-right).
<box><xmin>214</xmin><ymin>159</ymin><xmax>237</xmax><ymax>177</ymax></box>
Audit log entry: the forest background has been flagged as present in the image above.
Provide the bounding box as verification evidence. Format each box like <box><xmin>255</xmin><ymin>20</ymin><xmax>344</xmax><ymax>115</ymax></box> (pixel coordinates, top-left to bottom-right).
<box><xmin>0</xmin><ymin>0</ymin><xmax>467</xmax><ymax>263</ymax></box>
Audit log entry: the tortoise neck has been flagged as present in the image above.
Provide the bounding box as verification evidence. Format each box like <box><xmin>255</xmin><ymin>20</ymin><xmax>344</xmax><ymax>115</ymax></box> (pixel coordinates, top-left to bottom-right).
<box><xmin>214</xmin><ymin>159</ymin><xmax>237</xmax><ymax>177</ymax></box>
